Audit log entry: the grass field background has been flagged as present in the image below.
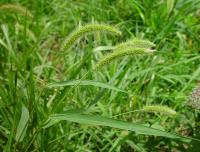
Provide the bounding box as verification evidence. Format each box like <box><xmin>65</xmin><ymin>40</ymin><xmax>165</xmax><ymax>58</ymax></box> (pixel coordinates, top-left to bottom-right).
<box><xmin>0</xmin><ymin>0</ymin><xmax>200</xmax><ymax>151</ymax></box>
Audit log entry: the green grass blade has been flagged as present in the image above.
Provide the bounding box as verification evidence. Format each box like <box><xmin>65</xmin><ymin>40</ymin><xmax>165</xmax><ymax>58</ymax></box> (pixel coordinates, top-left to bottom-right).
<box><xmin>47</xmin><ymin>80</ymin><xmax>127</xmax><ymax>93</ymax></box>
<box><xmin>43</xmin><ymin>113</ymin><xmax>188</xmax><ymax>141</ymax></box>
<box><xmin>15</xmin><ymin>105</ymin><xmax>29</xmax><ymax>142</ymax></box>
<box><xmin>167</xmin><ymin>0</ymin><xmax>175</xmax><ymax>16</ymax></box>
<box><xmin>0</xmin><ymin>38</ymin><xmax>10</xmax><ymax>51</ymax></box>
<box><xmin>1</xmin><ymin>24</ymin><xmax>13</xmax><ymax>51</ymax></box>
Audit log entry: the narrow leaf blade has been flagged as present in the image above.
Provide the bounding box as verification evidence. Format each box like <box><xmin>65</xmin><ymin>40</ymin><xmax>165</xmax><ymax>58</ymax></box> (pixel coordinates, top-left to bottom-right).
<box><xmin>43</xmin><ymin>113</ymin><xmax>188</xmax><ymax>141</ymax></box>
<box><xmin>47</xmin><ymin>80</ymin><xmax>127</xmax><ymax>93</ymax></box>
<box><xmin>15</xmin><ymin>105</ymin><xmax>29</xmax><ymax>142</ymax></box>
<box><xmin>167</xmin><ymin>0</ymin><xmax>175</xmax><ymax>15</ymax></box>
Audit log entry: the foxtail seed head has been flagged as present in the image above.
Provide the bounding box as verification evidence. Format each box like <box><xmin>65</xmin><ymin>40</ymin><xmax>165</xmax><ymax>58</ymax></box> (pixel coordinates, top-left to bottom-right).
<box><xmin>95</xmin><ymin>48</ymin><xmax>155</xmax><ymax>70</ymax></box>
<box><xmin>61</xmin><ymin>23</ymin><xmax>121</xmax><ymax>51</ymax></box>
<box><xmin>114</xmin><ymin>39</ymin><xmax>156</xmax><ymax>51</ymax></box>
<box><xmin>0</xmin><ymin>4</ymin><xmax>33</xmax><ymax>18</ymax></box>
<box><xmin>142</xmin><ymin>105</ymin><xmax>176</xmax><ymax>116</ymax></box>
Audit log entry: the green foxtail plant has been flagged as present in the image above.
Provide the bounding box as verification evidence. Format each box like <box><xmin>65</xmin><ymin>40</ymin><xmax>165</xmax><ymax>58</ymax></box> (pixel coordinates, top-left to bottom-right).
<box><xmin>59</xmin><ymin>22</ymin><xmax>156</xmax><ymax>105</ymax></box>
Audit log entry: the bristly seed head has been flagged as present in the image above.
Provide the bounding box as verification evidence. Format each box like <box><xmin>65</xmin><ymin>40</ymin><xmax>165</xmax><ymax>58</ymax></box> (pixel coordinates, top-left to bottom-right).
<box><xmin>94</xmin><ymin>48</ymin><xmax>155</xmax><ymax>70</ymax></box>
<box><xmin>114</xmin><ymin>39</ymin><xmax>156</xmax><ymax>51</ymax></box>
<box><xmin>61</xmin><ymin>23</ymin><xmax>121</xmax><ymax>51</ymax></box>
<box><xmin>142</xmin><ymin>105</ymin><xmax>176</xmax><ymax>116</ymax></box>
<box><xmin>0</xmin><ymin>4</ymin><xmax>33</xmax><ymax>18</ymax></box>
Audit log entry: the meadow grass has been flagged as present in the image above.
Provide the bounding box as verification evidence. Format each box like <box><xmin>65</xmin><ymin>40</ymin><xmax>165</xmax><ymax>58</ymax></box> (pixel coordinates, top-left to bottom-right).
<box><xmin>1</xmin><ymin>0</ymin><xmax>200</xmax><ymax>151</ymax></box>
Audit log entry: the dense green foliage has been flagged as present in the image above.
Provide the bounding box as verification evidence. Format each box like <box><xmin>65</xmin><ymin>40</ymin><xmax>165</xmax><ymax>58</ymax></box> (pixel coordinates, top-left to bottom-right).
<box><xmin>1</xmin><ymin>0</ymin><xmax>200</xmax><ymax>151</ymax></box>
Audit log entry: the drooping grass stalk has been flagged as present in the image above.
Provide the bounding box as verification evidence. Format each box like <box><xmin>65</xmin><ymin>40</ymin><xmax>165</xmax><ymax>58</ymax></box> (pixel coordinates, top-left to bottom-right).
<box><xmin>142</xmin><ymin>105</ymin><xmax>176</xmax><ymax>115</ymax></box>
<box><xmin>95</xmin><ymin>48</ymin><xmax>155</xmax><ymax>69</ymax></box>
<box><xmin>61</xmin><ymin>23</ymin><xmax>121</xmax><ymax>51</ymax></box>
<box><xmin>0</xmin><ymin>4</ymin><xmax>33</xmax><ymax>18</ymax></box>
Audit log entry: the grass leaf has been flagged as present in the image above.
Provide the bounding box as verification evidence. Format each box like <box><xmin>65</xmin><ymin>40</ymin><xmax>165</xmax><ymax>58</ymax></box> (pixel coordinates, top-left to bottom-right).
<box><xmin>167</xmin><ymin>0</ymin><xmax>175</xmax><ymax>16</ymax></box>
<box><xmin>43</xmin><ymin>112</ymin><xmax>188</xmax><ymax>141</ymax></box>
<box><xmin>47</xmin><ymin>80</ymin><xmax>127</xmax><ymax>93</ymax></box>
<box><xmin>15</xmin><ymin>105</ymin><xmax>29</xmax><ymax>142</ymax></box>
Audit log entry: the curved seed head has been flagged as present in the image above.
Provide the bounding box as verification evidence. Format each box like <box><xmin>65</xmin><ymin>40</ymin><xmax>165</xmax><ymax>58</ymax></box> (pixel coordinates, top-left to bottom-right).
<box><xmin>61</xmin><ymin>23</ymin><xmax>121</xmax><ymax>51</ymax></box>
<box><xmin>114</xmin><ymin>38</ymin><xmax>156</xmax><ymax>51</ymax></box>
<box><xmin>0</xmin><ymin>4</ymin><xmax>33</xmax><ymax>18</ymax></box>
<box><xmin>95</xmin><ymin>48</ymin><xmax>155</xmax><ymax>70</ymax></box>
